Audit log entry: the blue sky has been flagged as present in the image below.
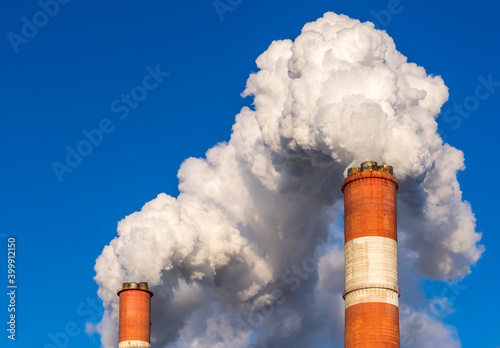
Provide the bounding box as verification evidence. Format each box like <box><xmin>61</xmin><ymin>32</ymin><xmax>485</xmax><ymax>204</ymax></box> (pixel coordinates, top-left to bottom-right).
<box><xmin>1</xmin><ymin>1</ymin><xmax>499</xmax><ymax>347</ymax></box>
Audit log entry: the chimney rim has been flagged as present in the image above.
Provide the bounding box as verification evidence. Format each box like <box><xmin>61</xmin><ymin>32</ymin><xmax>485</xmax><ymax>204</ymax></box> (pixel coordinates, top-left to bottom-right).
<box><xmin>117</xmin><ymin>282</ymin><xmax>153</xmax><ymax>297</ymax></box>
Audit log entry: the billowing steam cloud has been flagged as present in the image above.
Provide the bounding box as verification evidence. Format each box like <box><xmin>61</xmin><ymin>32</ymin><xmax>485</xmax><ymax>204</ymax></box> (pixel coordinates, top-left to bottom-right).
<box><xmin>94</xmin><ymin>12</ymin><xmax>483</xmax><ymax>347</ymax></box>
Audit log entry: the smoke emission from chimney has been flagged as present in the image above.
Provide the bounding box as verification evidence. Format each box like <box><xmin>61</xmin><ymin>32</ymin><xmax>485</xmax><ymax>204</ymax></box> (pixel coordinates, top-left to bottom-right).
<box><xmin>94</xmin><ymin>12</ymin><xmax>483</xmax><ymax>348</ymax></box>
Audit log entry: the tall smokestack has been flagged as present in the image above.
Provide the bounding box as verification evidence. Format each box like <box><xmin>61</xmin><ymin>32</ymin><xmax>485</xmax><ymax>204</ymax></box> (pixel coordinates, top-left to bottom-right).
<box><xmin>117</xmin><ymin>282</ymin><xmax>153</xmax><ymax>348</ymax></box>
<box><xmin>342</xmin><ymin>161</ymin><xmax>400</xmax><ymax>347</ymax></box>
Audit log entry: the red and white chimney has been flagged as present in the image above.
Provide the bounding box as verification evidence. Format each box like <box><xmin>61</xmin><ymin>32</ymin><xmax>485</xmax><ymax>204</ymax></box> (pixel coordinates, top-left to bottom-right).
<box><xmin>117</xmin><ymin>282</ymin><xmax>153</xmax><ymax>348</ymax></box>
<box><xmin>342</xmin><ymin>161</ymin><xmax>400</xmax><ymax>347</ymax></box>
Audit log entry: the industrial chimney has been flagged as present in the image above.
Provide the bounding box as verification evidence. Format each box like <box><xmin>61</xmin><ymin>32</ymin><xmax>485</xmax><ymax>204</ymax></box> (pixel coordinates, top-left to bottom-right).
<box><xmin>342</xmin><ymin>161</ymin><xmax>400</xmax><ymax>347</ymax></box>
<box><xmin>117</xmin><ymin>282</ymin><xmax>153</xmax><ymax>348</ymax></box>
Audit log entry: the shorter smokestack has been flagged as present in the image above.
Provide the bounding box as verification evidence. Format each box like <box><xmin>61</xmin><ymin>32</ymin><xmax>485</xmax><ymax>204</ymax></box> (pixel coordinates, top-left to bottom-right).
<box><xmin>117</xmin><ymin>282</ymin><xmax>153</xmax><ymax>348</ymax></box>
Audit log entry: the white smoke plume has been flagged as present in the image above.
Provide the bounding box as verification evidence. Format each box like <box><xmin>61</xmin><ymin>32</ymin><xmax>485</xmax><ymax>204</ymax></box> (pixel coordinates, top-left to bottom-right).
<box><xmin>94</xmin><ymin>12</ymin><xmax>483</xmax><ymax>347</ymax></box>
